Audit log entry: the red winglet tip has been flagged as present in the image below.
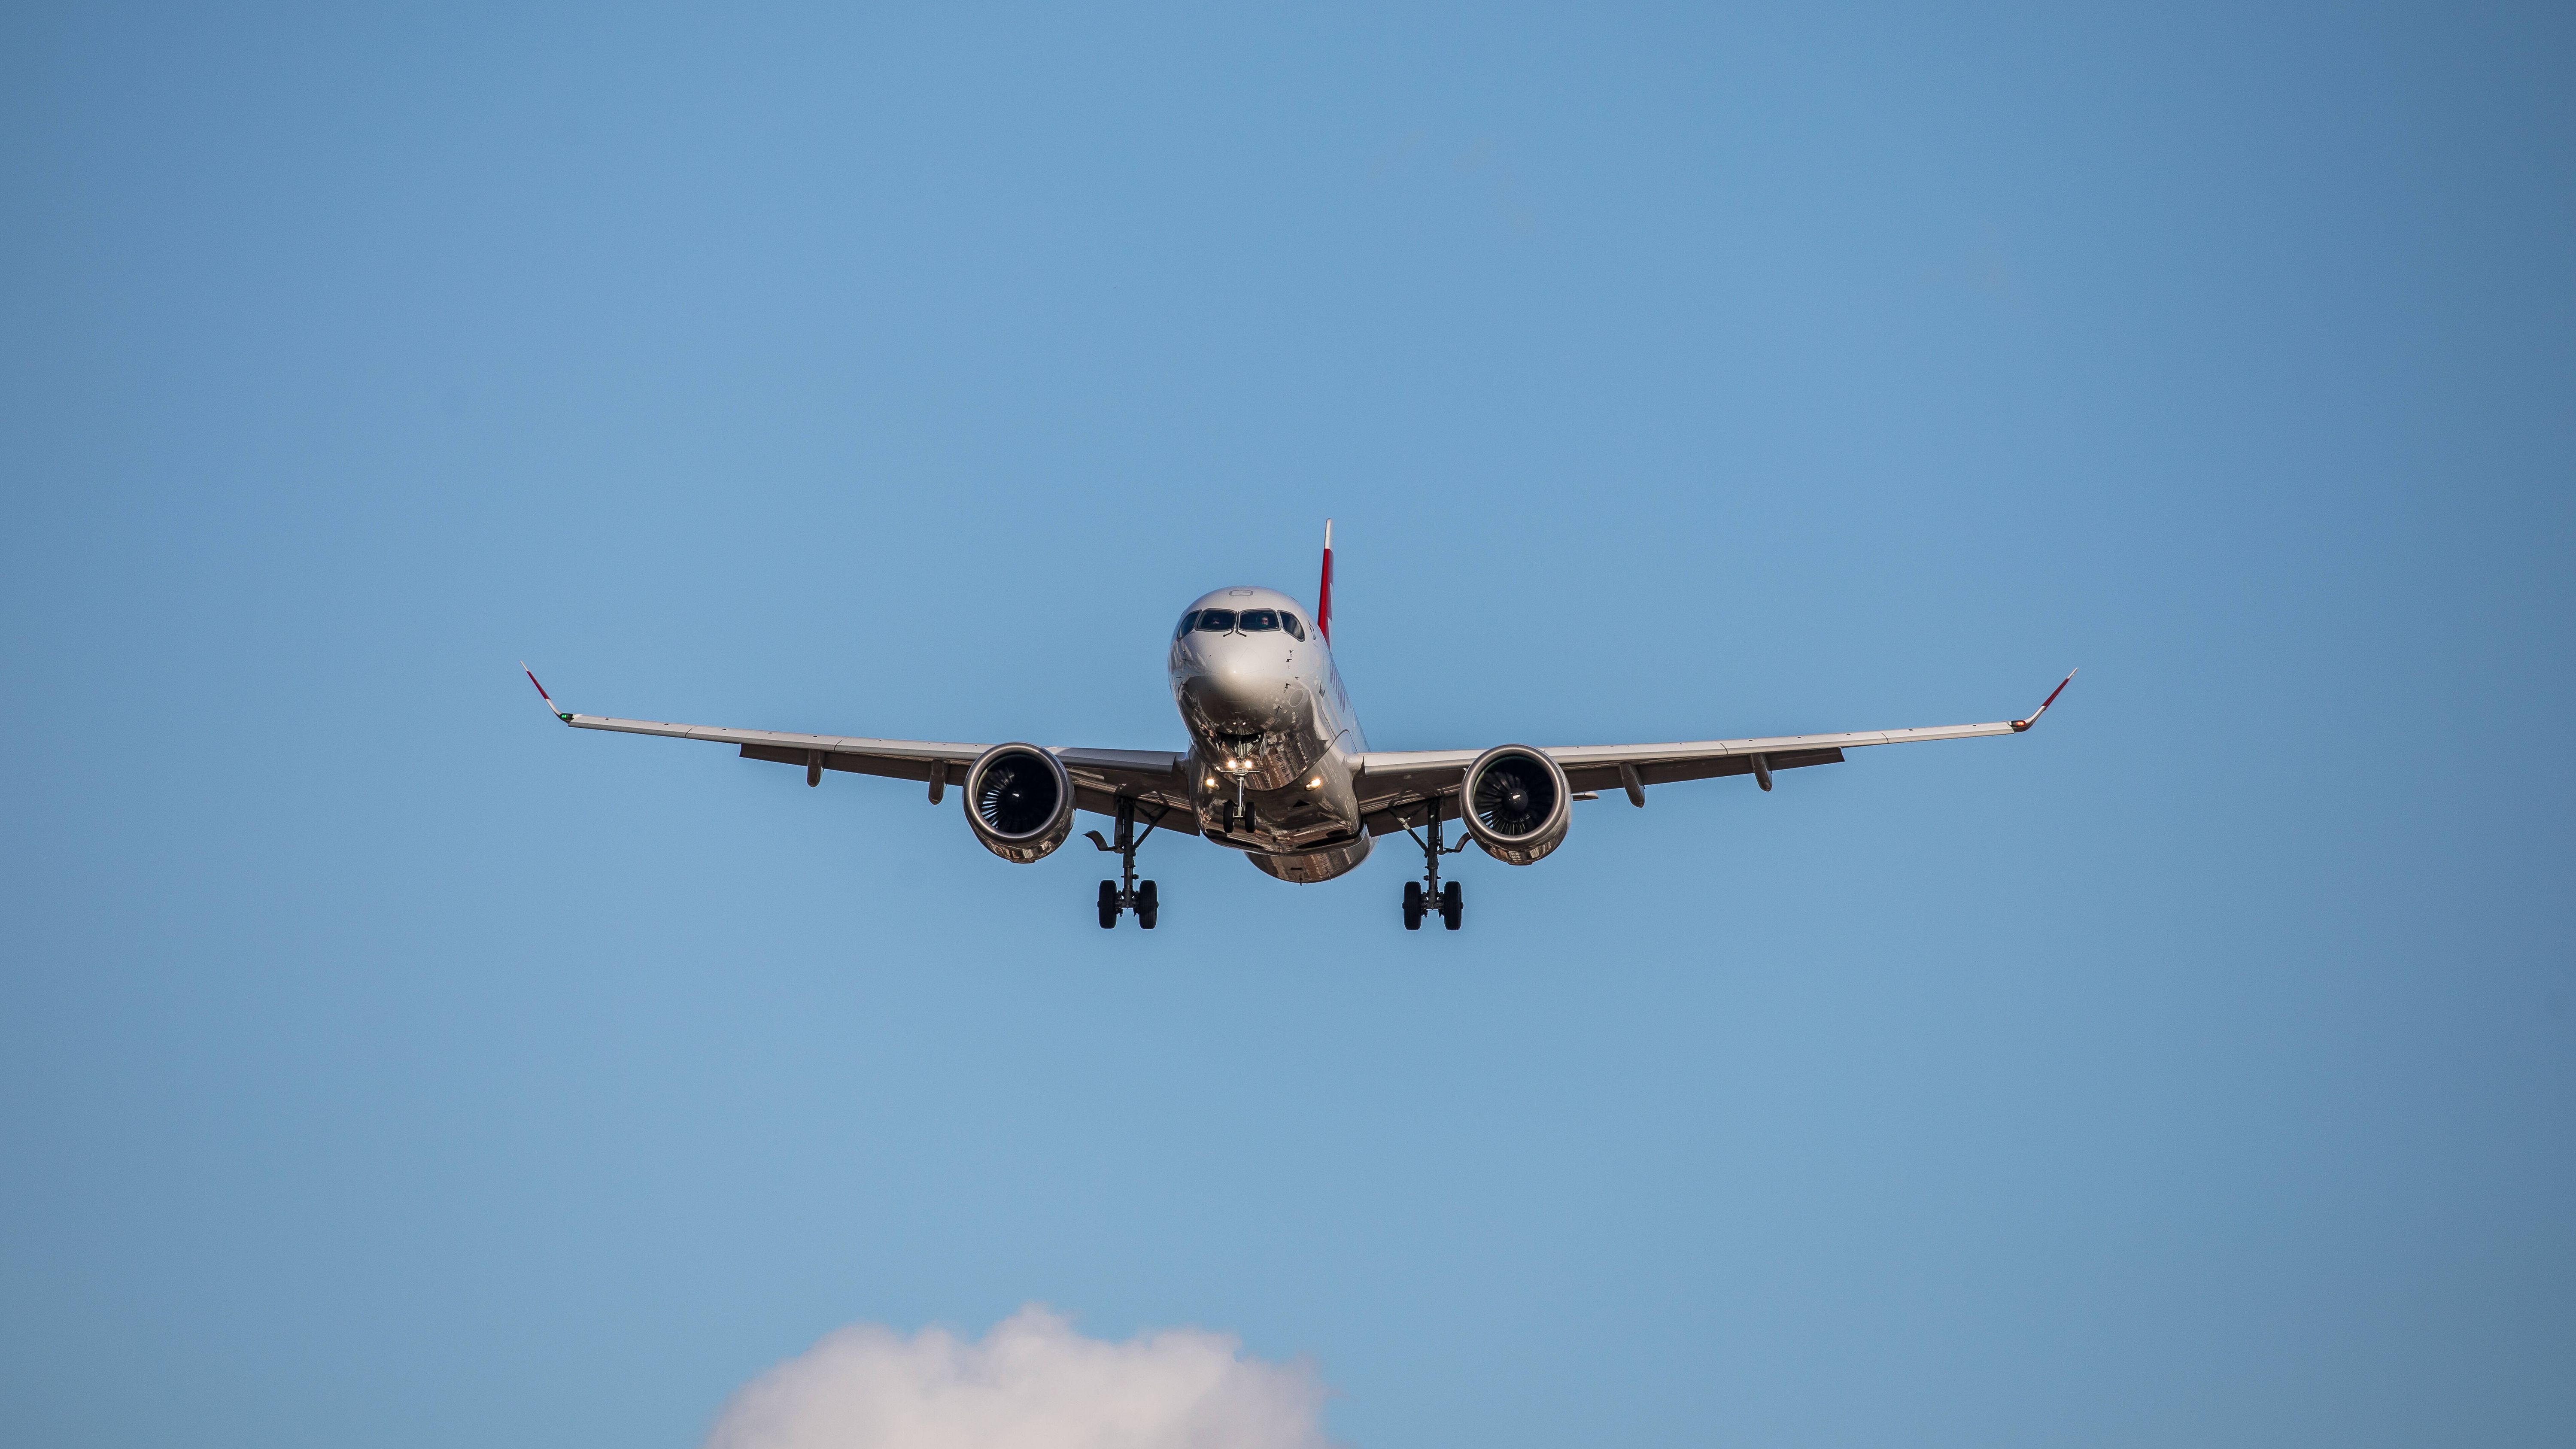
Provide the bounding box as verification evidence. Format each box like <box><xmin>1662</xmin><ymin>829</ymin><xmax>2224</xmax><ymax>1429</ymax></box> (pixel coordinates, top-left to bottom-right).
<box><xmin>523</xmin><ymin>663</ymin><xmax>570</xmax><ymax>721</ymax></box>
<box><xmin>2012</xmin><ymin>668</ymin><xmax>2078</xmax><ymax>731</ymax></box>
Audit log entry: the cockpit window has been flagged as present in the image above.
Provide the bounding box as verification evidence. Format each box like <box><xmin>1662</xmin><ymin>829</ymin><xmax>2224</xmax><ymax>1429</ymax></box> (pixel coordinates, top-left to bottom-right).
<box><xmin>1194</xmin><ymin>609</ymin><xmax>1237</xmax><ymax>632</ymax></box>
<box><xmin>1240</xmin><ymin>608</ymin><xmax>1279</xmax><ymax>632</ymax></box>
<box><xmin>1279</xmin><ymin>612</ymin><xmax>1305</xmax><ymax>640</ymax></box>
<box><xmin>1174</xmin><ymin>610</ymin><xmax>1200</xmax><ymax>640</ymax></box>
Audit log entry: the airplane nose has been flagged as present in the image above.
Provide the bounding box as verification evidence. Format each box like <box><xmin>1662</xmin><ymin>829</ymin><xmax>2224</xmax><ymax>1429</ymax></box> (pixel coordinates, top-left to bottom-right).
<box><xmin>1192</xmin><ymin>665</ymin><xmax>1270</xmax><ymax>720</ymax></box>
<box><xmin>1181</xmin><ymin>639</ymin><xmax>1281</xmax><ymax>728</ymax></box>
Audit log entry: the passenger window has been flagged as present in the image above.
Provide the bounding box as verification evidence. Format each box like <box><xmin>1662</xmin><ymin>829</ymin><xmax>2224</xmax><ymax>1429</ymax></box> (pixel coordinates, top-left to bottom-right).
<box><xmin>1240</xmin><ymin>609</ymin><xmax>1279</xmax><ymax>632</ymax></box>
<box><xmin>1279</xmin><ymin>613</ymin><xmax>1304</xmax><ymax>640</ymax></box>
<box><xmin>1173</xmin><ymin>611</ymin><xmax>1200</xmax><ymax>640</ymax></box>
<box><xmin>1195</xmin><ymin>609</ymin><xmax>1237</xmax><ymax>632</ymax></box>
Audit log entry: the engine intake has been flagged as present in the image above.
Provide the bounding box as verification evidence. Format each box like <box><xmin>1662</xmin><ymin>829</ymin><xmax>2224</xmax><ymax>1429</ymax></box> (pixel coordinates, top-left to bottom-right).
<box><xmin>1459</xmin><ymin>746</ymin><xmax>1571</xmax><ymax>866</ymax></box>
<box><xmin>962</xmin><ymin>744</ymin><xmax>1077</xmax><ymax>863</ymax></box>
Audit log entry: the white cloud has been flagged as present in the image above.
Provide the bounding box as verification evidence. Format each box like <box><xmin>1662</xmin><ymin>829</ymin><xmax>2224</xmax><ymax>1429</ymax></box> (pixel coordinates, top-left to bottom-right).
<box><xmin>704</xmin><ymin>1305</ymin><xmax>1339</xmax><ymax>1449</ymax></box>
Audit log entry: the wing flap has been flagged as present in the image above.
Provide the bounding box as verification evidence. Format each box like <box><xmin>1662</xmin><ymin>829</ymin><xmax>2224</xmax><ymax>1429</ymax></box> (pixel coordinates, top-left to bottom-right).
<box><xmin>1559</xmin><ymin>746</ymin><xmax>1846</xmax><ymax>794</ymax></box>
<box><xmin>737</xmin><ymin>741</ymin><xmax>956</xmax><ymax>784</ymax></box>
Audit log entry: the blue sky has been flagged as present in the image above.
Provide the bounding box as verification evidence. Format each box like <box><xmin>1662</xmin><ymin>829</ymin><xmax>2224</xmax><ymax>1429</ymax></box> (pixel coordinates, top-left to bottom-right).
<box><xmin>3</xmin><ymin>3</ymin><xmax>2571</xmax><ymax>1445</ymax></box>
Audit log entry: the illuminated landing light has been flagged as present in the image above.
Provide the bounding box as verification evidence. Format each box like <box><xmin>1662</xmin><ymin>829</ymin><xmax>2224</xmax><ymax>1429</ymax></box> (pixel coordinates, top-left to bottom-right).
<box><xmin>1306</xmin><ymin>777</ymin><xmax>1322</xmax><ymax>789</ymax></box>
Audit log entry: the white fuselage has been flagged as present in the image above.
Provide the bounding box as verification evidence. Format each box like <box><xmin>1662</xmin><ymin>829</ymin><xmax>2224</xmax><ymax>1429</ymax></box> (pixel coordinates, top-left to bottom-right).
<box><xmin>1167</xmin><ymin>586</ymin><xmax>1374</xmax><ymax>882</ymax></box>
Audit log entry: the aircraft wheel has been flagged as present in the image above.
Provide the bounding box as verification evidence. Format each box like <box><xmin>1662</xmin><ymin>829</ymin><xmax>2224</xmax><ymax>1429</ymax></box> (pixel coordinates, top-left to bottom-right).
<box><xmin>1136</xmin><ymin>880</ymin><xmax>1159</xmax><ymax>930</ymax></box>
<box><xmin>1402</xmin><ymin>881</ymin><xmax>1424</xmax><ymax>931</ymax></box>
<box><xmin>1097</xmin><ymin>880</ymin><xmax>1119</xmax><ymax>929</ymax></box>
<box><xmin>1441</xmin><ymin>880</ymin><xmax>1462</xmax><ymax>931</ymax></box>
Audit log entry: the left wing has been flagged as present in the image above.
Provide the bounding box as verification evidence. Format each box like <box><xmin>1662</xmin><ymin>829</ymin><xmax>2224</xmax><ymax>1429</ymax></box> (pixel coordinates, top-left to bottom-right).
<box><xmin>523</xmin><ymin>668</ymin><xmax>1201</xmax><ymax>832</ymax></box>
<box><xmin>1356</xmin><ymin>671</ymin><xmax>2075</xmax><ymax>832</ymax></box>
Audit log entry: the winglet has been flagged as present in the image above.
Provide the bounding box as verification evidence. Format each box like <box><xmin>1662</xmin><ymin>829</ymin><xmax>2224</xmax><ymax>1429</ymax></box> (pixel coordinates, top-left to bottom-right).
<box><xmin>1315</xmin><ymin>519</ymin><xmax>1334</xmax><ymax>642</ymax></box>
<box><xmin>2010</xmin><ymin>668</ymin><xmax>2078</xmax><ymax>732</ymax></box>
<box><xmin>522</xmin><ymin>662</ymin><xmax>572</xmax><ymax>723</ymax></box>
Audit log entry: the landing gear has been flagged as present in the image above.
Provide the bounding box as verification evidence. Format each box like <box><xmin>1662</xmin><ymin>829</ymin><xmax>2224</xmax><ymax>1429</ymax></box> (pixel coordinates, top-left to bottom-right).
<box><xmin>1084</xmin><ymin>797</ymin><xmax>1164</xmax><ymax>929</ymax></box>
<box><xmin>1400</xmin><ymin>805</ymin><xmax>1472</xmax><ymax>932</ymax></box>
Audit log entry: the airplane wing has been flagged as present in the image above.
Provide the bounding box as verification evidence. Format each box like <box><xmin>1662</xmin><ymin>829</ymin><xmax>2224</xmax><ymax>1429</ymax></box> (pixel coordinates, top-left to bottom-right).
<box><xmin>523</xmin><ymin>669</ymin><xmax>1202</xmax><ymax>834</ymax></box>
<box><xmin>1355</xmin><ymin>671</ymin><xmax>2075</xmax><ymax>833</ymax></box>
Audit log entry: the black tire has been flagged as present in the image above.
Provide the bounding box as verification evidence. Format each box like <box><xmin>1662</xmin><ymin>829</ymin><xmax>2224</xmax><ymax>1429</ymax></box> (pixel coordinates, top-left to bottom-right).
<box><xmin>1402</xmin><ymin>881</ymin><xmax>1424</xmax><ymax>930</ymax></box>
<box><xmin>1441</xmin><ymin>879</ymin><xmax>1463</xmax><ymax>931</ymax></box>
<box><xmin>1097</xmin><ymin>880</ymin><xmax>1119</xmax><ymax>929</ymax></box>
<box><xmin>1136</xmin><ymin>880</ymin><xmax>1159</xmax><ymax>930</ymax></box>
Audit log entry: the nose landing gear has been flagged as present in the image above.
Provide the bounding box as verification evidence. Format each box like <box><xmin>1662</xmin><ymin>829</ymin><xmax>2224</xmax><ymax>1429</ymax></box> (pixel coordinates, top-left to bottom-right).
<box><xmin>1400</xmin><ymin>804</ymin><xmax>1470</xmax><ymax>931</ymax></box>
<box><xmin>1084</xmin><ymin>798</ymin><xmax>1163</xmax><ymax>929</ymax></box>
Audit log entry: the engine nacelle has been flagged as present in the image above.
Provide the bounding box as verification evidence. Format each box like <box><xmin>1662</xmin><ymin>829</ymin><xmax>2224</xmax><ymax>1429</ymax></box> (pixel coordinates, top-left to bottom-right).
<box><xmin>1459</xmin><ymin>745</ymin><xmax>1572</xmax><ymax>866</ymax></box>
<box><xmin>962</xmin><ymin>744</ymin><xmax>1077</xmax><ymax>863</ymax></box>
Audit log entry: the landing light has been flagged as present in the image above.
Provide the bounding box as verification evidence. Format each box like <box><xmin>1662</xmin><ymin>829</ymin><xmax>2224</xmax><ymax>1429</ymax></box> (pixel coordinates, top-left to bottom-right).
<box><xmin>1306</xmin><ymin>777</ymin><xmax>1321</xmax><ymax>789</ymax></box>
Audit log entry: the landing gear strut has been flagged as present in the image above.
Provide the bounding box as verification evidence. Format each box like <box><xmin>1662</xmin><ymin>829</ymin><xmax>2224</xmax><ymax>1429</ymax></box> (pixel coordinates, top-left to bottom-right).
<box><xmin>1401</xmin><ymin>805</ymin><xmax>1470</xmax><ymax>931</ymax></box>
<box><xmin>1084</xmin><ymin>798</ymin><xmax>1162</xmax><ymax>929</ymax></box>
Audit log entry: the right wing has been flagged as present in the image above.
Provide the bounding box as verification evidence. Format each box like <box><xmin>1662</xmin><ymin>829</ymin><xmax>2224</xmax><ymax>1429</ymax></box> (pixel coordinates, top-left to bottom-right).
<box><xmin>526</xmin><ymin>670</ymin><xmax>1201</xmax><ymax>832</ymax></box>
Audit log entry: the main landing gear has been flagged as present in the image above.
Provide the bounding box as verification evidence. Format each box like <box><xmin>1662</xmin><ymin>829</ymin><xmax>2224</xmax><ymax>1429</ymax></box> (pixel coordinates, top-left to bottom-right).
<box><xmin>1084</xmin><ymin>798</ymin><xmax>1162</xmax><ymax>929</ymax></box>
<box><xmin>1401</xmin><ymin>806</ymin><xmax>1469</xmax><ymax>931</ymax></box>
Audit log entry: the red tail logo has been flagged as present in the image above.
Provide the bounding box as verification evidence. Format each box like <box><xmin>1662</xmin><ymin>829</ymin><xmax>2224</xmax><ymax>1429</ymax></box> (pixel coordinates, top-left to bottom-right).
<box><xmin>1316</xmin><ymin>519</ymin><xmax>1334</xmax><ymax>641</ymax></box>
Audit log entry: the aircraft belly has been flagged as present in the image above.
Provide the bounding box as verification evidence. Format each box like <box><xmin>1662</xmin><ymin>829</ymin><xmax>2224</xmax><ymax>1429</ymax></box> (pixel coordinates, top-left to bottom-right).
<box><xmin>1244</xmin><ymin>835</ymin><xmax>1373</xmax><ymax>883</ymax></box>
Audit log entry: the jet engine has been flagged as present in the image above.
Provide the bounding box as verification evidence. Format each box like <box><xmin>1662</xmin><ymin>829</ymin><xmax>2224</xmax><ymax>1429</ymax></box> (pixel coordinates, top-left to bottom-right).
<box><xmin>962</xmin><ymin>744</ymin><xmax>1078</xmax><ymax>863</ymax></box>
<box><xmin>1459</xmin><ymin>745</ymin><xmax>1572</xmax><ymax>866</ymax></box>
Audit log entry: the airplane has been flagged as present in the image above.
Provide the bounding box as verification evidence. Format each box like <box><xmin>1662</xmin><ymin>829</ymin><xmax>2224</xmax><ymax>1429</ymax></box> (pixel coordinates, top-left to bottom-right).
<box><xmin>525</xmin><ymin>522</ymin><xmax>2074</xmax><ymax>931</ymax></box>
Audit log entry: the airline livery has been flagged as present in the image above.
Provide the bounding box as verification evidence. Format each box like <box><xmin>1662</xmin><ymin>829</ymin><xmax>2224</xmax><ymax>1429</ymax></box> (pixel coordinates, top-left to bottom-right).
<box><xmin>527</xmin><ymin>524</ymin><xmax>2073</xmax><ymax>930</ymax></box>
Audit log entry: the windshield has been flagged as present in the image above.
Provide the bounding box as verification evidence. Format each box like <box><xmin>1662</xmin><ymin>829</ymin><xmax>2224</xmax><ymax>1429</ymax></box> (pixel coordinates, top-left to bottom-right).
<box><xmin>1173</xmin><ymin>610</ymin><xmax>1200</xmax><ymax>640</ymax></box>
<box><xmin>1280</xmin><ymin>612</ymin><xmax>1304</xmax><ymax>640</ymax></box>
<box><xmin>1240</xmin><ymin>609</ymin><xmax>1279</xmax><ymax>631</ymax></box>
<box><xmin>1194</xmin><ymin>609</ymin><xmax>1237</xmax><ymax>632</ymax></box>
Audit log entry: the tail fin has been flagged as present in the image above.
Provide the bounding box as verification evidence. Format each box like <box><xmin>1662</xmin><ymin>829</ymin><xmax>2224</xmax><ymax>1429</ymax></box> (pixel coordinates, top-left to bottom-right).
<box><xmin>1316</xmin><ymin>519</ymin><xmax>1334</xmax><ymax>642</ymax></box>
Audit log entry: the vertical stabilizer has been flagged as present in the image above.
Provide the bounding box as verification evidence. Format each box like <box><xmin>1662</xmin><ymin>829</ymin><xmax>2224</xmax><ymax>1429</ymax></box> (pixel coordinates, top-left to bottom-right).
<box><xmin>1316</xmin><ymin>519</ymin><xmax>1334</xmax><ymax>642</ymax></box>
